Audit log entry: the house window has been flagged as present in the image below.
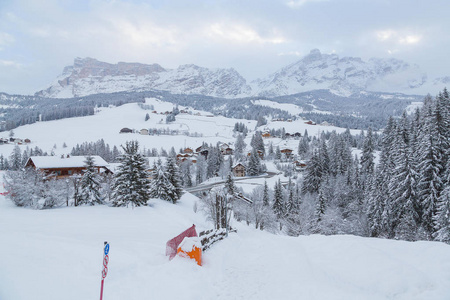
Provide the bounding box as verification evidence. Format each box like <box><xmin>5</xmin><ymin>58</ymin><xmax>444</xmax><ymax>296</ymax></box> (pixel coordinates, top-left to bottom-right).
<box><xmin>68</xmin><ymin>170</ymin><xmax>73</xmax><ymax>175</ymax></box>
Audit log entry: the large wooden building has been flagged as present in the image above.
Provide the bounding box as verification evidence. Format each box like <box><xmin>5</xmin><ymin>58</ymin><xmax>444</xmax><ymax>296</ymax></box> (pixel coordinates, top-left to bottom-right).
<box><xmin>25</xmin><ymin>155</ymin><xmax>110</xmax><ymax>179</ymax></box>
<box><xmin>232</xmin><ymin>163</ymin><xmax>246</xmax><ymax>177</ymax></box>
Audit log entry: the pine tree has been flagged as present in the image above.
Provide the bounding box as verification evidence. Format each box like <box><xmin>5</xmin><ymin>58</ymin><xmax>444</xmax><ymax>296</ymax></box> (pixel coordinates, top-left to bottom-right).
<box><xmin>112</xmin><ymin>141</ymin><xmax>151</xmax><ymax>207</ymax></box>
<box><xmin>149</xmin><ymin>160</ymin><xmax>178</xmax><ymax>203</ymax></box>
<box><xmin>275</xmin><ymin>146</ymin><xmax>281</xmax><ymax>160</ymax></box>
<box><xmin>361</xmin><ymin>127</ymin><xmax>375</xmax><ymax>175</ymax></box>
<box><xmin>247</xmin><ymin>147</ymin><xmax>261</xmax><ymax>176</ymax></box>
<box><xmin>10</xmin><ymin>145</ymin><xmax>22</xmax><ymax>170</ymax></box>
<box><xmin>181</xmin><ymin>161</ymin><xmax>193</xmax><ymax>188</ymax></box>
<box><xmin>250</xmin><ymin>131</ymin><xmax>265</xmax><ymax>155</ymax></box>
<box><xmin>418</xmin><ymin>103</ymin><xmax>443</xmax><ymax>237</ymax></box>
<box><xmin>225</xmin><ymin>173</ymin><xmax>236</xmax><ymax>195</ymax></box>
<box><xmin>272</xmin><ymin>179</ymin><xmax>284</xmax><ymax>220</ymax></box>
<box><xmin>316</xmin><ymin>188</ymin><xmax>326</xmax><ymax>222</ymax></box>
<box><xmin>298</xmin><ymin>136</ymin><xmax>309</xmax><ymax>157</ymax></box>
<box><xmin>434</xmin><ymin>164</ymin><xmax>450</xmax><ymax>243</ymax></box>
<box><xmin>301</xmin><ymin>150</ymin><xmax>323</xmax><ymax>194</ymax></box>
<box><xmin>235</xmin><ymin>134</ymin><xmax>247</xmax><ymax>159</ymax></box>
<box><xmin>388</xmin><ymin>118</ymin><xmax>418</xmax><ymax>238</ymax></box>
<box><xmin>164</xmin><ymin>157</ymin><xmax>183</xmax><ymax>203</ymax></box>
<box><xmin>79</xmin><ymin>156</ymin><xmax>103</xmax><ymax>205</ymax></box>
<box><xmin>263</xmin><ymin>181</ymin><xmax>270</xmax><ymax>207</ymax></box>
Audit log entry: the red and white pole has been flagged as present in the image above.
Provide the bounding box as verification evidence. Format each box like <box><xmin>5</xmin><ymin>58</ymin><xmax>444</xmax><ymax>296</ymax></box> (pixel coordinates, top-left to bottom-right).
<box><xmin>100</xmin><ymin>241</ymin><xmax>110</xmax><ymax>300</ymax></box>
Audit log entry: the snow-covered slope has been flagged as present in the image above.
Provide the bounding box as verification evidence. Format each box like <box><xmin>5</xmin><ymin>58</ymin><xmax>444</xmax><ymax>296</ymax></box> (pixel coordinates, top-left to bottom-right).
<box><xmin>36</xmin><ymin>58</ymin><xmax>251</xmax><ymax>98</ymax></box>
<box><xmin>1</xmin><ymin>190</ymin><xmax>450</xmax><ymax>300</ymax></box>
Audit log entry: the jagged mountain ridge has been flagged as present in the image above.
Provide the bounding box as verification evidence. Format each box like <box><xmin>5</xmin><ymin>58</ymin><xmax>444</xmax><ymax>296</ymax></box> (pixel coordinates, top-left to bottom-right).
<box><xmin>36</xmin><ymin>50</ymin><xmax>447</xmax><ymax>98</ymax></box>
<box><xmin>36</xmin><ymin>57</ymin><xmax>251</xmax><ymax>99</ymax></box>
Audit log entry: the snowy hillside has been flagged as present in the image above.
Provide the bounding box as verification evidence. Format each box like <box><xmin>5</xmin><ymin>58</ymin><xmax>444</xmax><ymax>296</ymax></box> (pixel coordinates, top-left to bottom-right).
<box><xmin>1</xmin><ymin>190</ymin><xmax>450</xmax><ymax>300</ymax></box>
<box><xmin>0</xmin><ymin>98</ymin><xmax>356</xmax><ymax>161</ymax></box>
<box><xmin>35</xmin><ymin>51</ymin><xmax>449</xmax><ymax>99</ymax></box>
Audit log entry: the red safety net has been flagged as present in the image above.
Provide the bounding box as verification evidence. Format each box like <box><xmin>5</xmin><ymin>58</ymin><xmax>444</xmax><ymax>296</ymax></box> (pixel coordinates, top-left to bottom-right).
<box><xmin>166</xmin><ymin>224</ymin><xmax>198</xmax><ymax>260</ymax></box>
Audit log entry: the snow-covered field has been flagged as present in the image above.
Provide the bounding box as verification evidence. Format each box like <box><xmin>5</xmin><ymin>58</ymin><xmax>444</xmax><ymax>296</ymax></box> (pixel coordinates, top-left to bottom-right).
<box><xmin>0</xmin><ymin>97</ymin><xmax>358</xmax><ymax>160</ymax></box>
<box><xmin>1</xmin><ymin>191</ymin><xmax>450</xmax><ymax>300</ymax></box>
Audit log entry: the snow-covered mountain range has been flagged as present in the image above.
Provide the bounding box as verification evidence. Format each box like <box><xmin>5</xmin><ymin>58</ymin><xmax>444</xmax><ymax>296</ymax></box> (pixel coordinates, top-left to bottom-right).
<box><xmin>36</xmin><ymin>50</ymin><xmax>447</xmax><ymax>98</ymax></box>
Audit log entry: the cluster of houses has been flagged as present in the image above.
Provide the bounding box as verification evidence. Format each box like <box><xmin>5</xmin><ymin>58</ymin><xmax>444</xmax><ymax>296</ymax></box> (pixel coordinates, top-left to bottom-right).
<box><xmin>262</xmin><ymin>131</ymin><xmax>303</xmax><ymax>139</ymax></box>
<box><xmin>0</xmin><ymin>137</ymin><xmax>31</xmax><ymax>145</ymax></box>
<box><xmin>176</xmin><ymin>143</ymin><xmax>234</xmax><ymax>164</ymax></box>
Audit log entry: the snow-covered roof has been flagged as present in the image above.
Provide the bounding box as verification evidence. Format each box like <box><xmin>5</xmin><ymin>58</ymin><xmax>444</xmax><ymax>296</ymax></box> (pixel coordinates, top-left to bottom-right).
<box><xmin>27</xmin><ymin>156</ymin><xmax>108</xmax><ymax>169</ymax></box>
<box><xmin>232</xmin><ymin>162</ymin><xmax>245</xmax><ymax>169</ymax></box>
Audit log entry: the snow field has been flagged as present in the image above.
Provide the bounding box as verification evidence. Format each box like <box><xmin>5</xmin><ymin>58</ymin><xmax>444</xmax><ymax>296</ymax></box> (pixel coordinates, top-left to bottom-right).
<box><xmin>1</xmin><ymin>190</ymin><xmax>450</xmax><ymax>300</ymax></box>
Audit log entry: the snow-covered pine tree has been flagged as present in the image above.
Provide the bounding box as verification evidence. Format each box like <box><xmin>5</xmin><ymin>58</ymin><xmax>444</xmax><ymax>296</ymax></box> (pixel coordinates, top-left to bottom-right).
<box><xmin>272</xmin><ymin>179</ymin><xmax>285</xmax><ymax>220</ymax></box>
<box><xmin>250</xmin><ymin>131</ymin><xmax>265</xmax><ymax>155</ymax></box>
<box><xmin>275</xmin><ymin>145</ymin><xmax>281</xmax><ymax>160</ymax></box>
<box><xmin>195</xmin><ymin>155</ymin><xmax>206</xmax><ymax>185</ymax></box>
<box><xmin>149</xmin><ymin>159</ymin><xmax>177</xmax><ymax>203</ymax></box>
<box><xmin>181</xmin><ymin>160</ymin><xmax>193</xmax><ymax>188</ymax></box>
<box><xmin>263</xmin><ymin>180</ymin><xmax>270</xmax><ymax>207</ymax></box>
<box><xmin>298</xmin><ymin>135</ymin><xmax>309</xmax><ymax>158</ymax></box>
<box><xmin>165</xmin><ymin>157</ymin><xmax>183</xmax><ymax>203</ymax></box>
<box><xmin>434</xmin><ymin>159</ymin><xmax>450</xmax><ymax>243</ymax></box>
<box><xmin>206</xmin><ymin>146</ymin><xmax>222</xmax><ymax>179</ymax></box>
<box><xmin>225</xmin><ymin>173</ymin><xmax>236</xmax><ymax>195</ymax></box>
<box><xmin>112</xmin><ymin>141</ymin><xmax>151</xmax><ymax>207</ymax></box>
<box><xmin>360</xmin><ymin>127</ymin><xmax>375</xmax><ymax>175</ymax></box>
<box><xmin>316</xmin><ymin>187</ymin><xmax>326</xmax><ymax>223</ymax></box>
<box><xmin>417</xmin><ymin>101</ymin><xmax>443</xmax><ymax>237</ymax></box>
<box><xmin>388</xmin><ymin>116</ymin><xmax>419</xmax><ymax>238</ymax></box>
<box><xmin>234</xmin><ymin>134</ymin><xmax>246</xmax><ymax>160</ymax></box>
<box><xmin>9</xmin><ymin>145</ymin><xmax>22</xmax><ymax>170</ymax></box>
<box><xmin>301</xmin><ymin>150</ymin><xmax>323</xmax><ymax>194</ymax></box>
<box><xmin>247</xmin><ymin>147</ymin><xmax>261</xmax><ymax>176</ymax></box>
<box><xmin>79</xmin><ymin>156</ymin><xmax>103</xmax><ymax>205</ymax></box>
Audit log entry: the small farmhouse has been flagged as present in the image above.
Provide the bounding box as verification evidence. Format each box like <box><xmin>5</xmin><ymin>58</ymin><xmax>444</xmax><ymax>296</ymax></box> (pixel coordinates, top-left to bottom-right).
<box><xmin>232</xmin><ymin>163</ymin><xmax>246</xmax><ymax>177</ymax></box>
<box><xmin>120</xmin><ymin>128</ymin><xmax>133</xmax><ymax>133</ymax></box>
<box><xmin>25</xmin><ymin>155</ymin><xmax>111</xmax><ymax>179</ymax></box>
<box><xmin>140</xmin><ymin>129</ymin><xmax>149</xmax><ymax>135</ymax></box>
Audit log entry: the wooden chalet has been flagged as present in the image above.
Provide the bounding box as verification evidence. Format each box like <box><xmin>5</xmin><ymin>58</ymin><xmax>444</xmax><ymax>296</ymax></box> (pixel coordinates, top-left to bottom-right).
<box><xmin>281</xmin><ymin>148</ymin><xmax>293</xmax><ymax>158</ymax></box>
<box><xmin>293</xmin><ymin>160</ymin><xmax>307</xmax><ymax>171</ymax></box>
<box><xmin>232</xmin><ymin>163</ymin><xmax>246</xmax><ymax>177</ymax></box>
<box><xmin>262</xmin><ymin>132</ymin><xmax>271</xmax><ymax>138</ymax></box>
<box><xmin>221</xmin><ymin>147</ymin><xmax>233</xmax><ymax>155</ymax></box>
<box><xmin>25</xmin><ymin>155</ymin><xmax>111</xmax><ymax>179</ymax></box>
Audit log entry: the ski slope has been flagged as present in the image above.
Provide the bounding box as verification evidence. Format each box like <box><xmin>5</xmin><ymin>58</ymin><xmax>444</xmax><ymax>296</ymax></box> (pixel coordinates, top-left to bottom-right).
<box><xmin>1</xmin><ymin>191</ymin><xmax>449</xmax><ymax>300</ymax></box>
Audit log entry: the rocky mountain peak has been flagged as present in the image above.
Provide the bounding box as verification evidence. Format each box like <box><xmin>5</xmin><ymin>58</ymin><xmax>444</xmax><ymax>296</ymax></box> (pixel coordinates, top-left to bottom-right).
<box><xmin>35</xmin><ymin>50</ymin><xmax>448</xmax><ymax>98</ymax></box>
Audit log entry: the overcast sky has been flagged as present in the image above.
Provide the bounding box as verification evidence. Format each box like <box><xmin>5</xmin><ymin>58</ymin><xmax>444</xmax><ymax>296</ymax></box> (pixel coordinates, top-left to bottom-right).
<box><xmin>1</xmin><ymin>0</ymin><xmax>449</xmax><ymax>95</ymax></box>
